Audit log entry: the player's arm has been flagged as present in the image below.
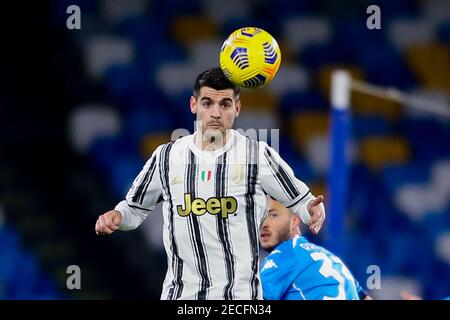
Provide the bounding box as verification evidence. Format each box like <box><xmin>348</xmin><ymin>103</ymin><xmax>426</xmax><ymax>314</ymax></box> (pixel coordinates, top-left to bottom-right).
<box><xmin>259</xmin><ymin>142</ymin><xmax>326</xmax><ymax>234</ymax></box>
<box><xmin>354</xmin><ymin>279</ymin><xmax>372</xmax><ymax>300</ymax></box>
<box><xmin>95</xmin><ymin>145</ymin><xmax>164</xmax><ymax>235</ymax></box>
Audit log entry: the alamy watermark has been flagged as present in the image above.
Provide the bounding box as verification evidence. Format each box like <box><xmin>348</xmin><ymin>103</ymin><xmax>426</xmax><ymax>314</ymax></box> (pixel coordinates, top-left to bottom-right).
<box><xmin>66</xmin><ymin>265</ymin><xmax>81</xmax><ymax>290</ymax></box>
<box><xmin>366</xmin><ymin>264</ymin><xmax>381</xmax><ymax>290</ymax></box>
<box><xmin>366</xmin><ymin>5</ymin><xmax>381</xmax><ymax>30</ymax></box>
<box><xmin>66</xmin><ymin>5</ymin><xmax>81</xmax><ymax>30</ymax></box>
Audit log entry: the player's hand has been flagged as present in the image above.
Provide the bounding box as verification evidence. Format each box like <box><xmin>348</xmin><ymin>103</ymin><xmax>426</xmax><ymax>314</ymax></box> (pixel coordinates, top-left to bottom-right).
<box><xmin>400</xmin><ymin>290</ymin><xmax>422</xmax><ymax>300</ymax></box>
<box><xmin>307</xmin><ymin>195</ymin><xmax>325</xmax><ymax>235</ymax></box>
<box><xmin>95</xmin><ymin>210</ymin><xmax>123</xmax><ymax>236</ymax></box>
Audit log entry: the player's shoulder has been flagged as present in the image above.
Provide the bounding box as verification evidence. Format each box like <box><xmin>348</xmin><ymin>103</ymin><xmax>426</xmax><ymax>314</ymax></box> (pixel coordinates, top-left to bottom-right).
<box><xmin>290</xmin><ymin>236</ymin><xmax>324</xmax><ymax>258</ymax></box>
<box><xmin>262</xmin><ymin>238</ymin><xmax>303</xmax><ymax>270</ymax></box>
<box><xmin>143</xmin><ymin>134</ymin><xmax>191</xmax><ymax>162</ymax></box>
<box><xmin>268</xmin><ymin>237</ymin><xmax>298</xmax><ymax>260</ymax></box>
<box><xmin>162</xmin><ymin>134</ymin><xmax>192</xmax><ymax>151</ymax></box>
<box><xmin>172</xmin><ymin>133</ymin><xmax>192</xmax><ymax>146</ymax></box>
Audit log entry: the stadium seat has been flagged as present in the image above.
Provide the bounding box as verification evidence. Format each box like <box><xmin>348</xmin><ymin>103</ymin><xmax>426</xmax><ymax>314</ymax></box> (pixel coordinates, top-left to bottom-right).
<box><xmin>189</xmin><ymin>39</ymin><xmax>225</xmax><ymax>70</ymax></box>
<box><xmin>201</xmin><ymin>0</ymin><xmax>251</xmax><ymax>24</ymax></box>
<box><xmin>69</xmin><ymin>105</ymin><xmax>122</xmax><ymax>154</ymax></box>
<box><xmin>105</xmin><ymin>63</ymin><xmax>157</xmax><ymax>106</ymax></box>
<box><xmin>7</xmin><ymin>252</ymin><xmax>40</xmax><ymax>299</ymax></box>
<box><xmin>431</xmin><ymin>159</ymin><xmax>450</xmax><ymax>196</ymax></box>
<box><xmin>89</xmin><ymin>134</ymin><xmax>133</xmax><ymax>175</ymax></box>
<box><xmin>384</xmin><ymin>231</ymin><xmax>417</xmax><ymax>275</ymax></box>
<box><xmin>435</xmin><ymin>231</ymin><xmax>450</xmax><ymax>265</ymax></box>
<box><xmin>240</xmin><ymin>89</ymin><xmax>278</xmax><ymax>112</ymax></box>
<box><xmin>405</xmin><ymin>43</ymin><xmax>450</xmax><ymax>92</ymax></box>
<box><xmin>140</xmin><ymin>132</ymin><xmax>172</xmax><ymax>159</ymax></box>
<box><xmin>171</xmin><ymin>16</ymin><xmax>219</xmax><ymax>47</ymax></box>
<box><xmin>83</xmin><ymin>35</ymin><xmax>135</xmax><ymax>80</ymax></box>
<box><xmin>424</xmin><ymin>0</ymin><xmax>450</xmax><ymax>27</ymax></box>
<box><xmin>150</xmin><ymin>0</ymin><xmax>202</xmax><ymax>20</ymax></box>
<box><xmin>278</xmin><ymin>136</ymin><xmax>316</xmax><ymax>183</ymax></box>
<box><xmin>280</xmin><ymin>90</ymin><xmax>328</xmax><ymax>114</ymax></box>
<box><xmin>352</xmin><ymin>91</ymin><xmax>403</xmax><ymax>121</ymax></box>
<box><xmin>383</xmin><ymin>163</ymin><xmax>428</xmax><ymax>194</ymax></box>
<box><xmin>117</xmin><ymin>16</ymin><xmax>170</xmax><ymax>45</ymax></box>
<box><xmin>156</xmin><ymin>62</ymin><xmax>203</xmax><ymax>96</ymax></box>
<box><xmin>125</xmin><ymin>108</ymin><xmax>174</xmax><ymax>145</ymax></box>
<box><xmin>282</xmin><ymin>17</ymin><xmax>331</xmax><ymax>54</ymax></box>
<box><xmin>358</xmin><ymin>42</ymin><xmax>417</xmax><ymax>90</ymax></box>
<box><xmin>304</xmin><ymin>134</ymin><xmax>329</xmax><ymax>177</ymax></box>
<box><xmin>375</xmin><ymin>0</ymin><xmax>420</xmax><ymax>19</ymax></box>
<box><xmin>403</xmin><ymin>118</ymin><xmax>450</xmax><ymax>165</ymax></box>
<box><xmin>395</xmin><ymin>184</ymin><xmax>446</xmax><ymax>222</ymax></box>
<box><xmin>100</xmin><ymin>0</ymin><xmax>148</xmax><ymax>25</ymax></box>
<box><xmin>359</xmin><ymin>136</ymin><xmax>410</xmax><ymax>171</ymax></box>
<box><xmin>266</xmin><ymin>63</ymin><xmax>309</xmax><ymax>97</ymax></box>
<box><xmin>0</xmin><ymin>226</ymin><xmax>21</xmax><ymax>288</ymax></box>
<box><xmin>438</xmin><ymin>21</ymin><xmax>450</xmax><ymax>46</ymax></box>
<box><xmin>389</xmin><ymin>18</ymin><xmax>435</xmax><ymax>50</ymax></box>
<box><xmin>110</xmin><ymin>154</ymin><xmax>144</xmax><ymax>197</ymax></box>
<box><xmin>331</xmin><ymin>18</ymin><xmax>384</xmax><ymax>60</ymax></box>
<box><xmin>289</xmin><ymin>111</ymin><xmax>329</xmax><ymax>150</ymax></box>
<box><xmin>299</xmin><ymin>43</ymin><xmax>342</xmax><ymax>71</ymax></box>
<box><xmin>351</xmin><ymin>115</ymin><xmax>391</xmax><ymax>140</ymax></box>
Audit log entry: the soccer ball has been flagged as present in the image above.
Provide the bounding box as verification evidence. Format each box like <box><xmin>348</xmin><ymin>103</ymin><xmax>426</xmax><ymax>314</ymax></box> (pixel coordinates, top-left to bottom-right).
<box><xmin>219</xmin><ymin>27</ymin><xmax>281</xmax><ymax>89</ymax></box>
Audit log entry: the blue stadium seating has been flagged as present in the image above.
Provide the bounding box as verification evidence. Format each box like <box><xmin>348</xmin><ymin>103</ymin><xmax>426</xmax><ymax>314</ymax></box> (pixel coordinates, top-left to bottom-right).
<box><xmin>0</xmin><ymin>225</ymin><xmax>60</xmax><ymax>299</ymax></box>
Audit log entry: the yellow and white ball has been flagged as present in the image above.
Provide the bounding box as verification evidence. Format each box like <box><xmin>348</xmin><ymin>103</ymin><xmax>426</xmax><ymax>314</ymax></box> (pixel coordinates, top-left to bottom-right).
<box><xmin>220</xmin><ymin>27</ymin><xmax>281</xmax><ymax>89</ymax></box>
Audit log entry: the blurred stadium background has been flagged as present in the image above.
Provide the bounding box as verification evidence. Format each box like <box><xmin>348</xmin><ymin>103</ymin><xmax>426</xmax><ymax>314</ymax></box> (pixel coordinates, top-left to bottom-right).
<box><xmin>1</xmin><ymin>0</ymin><xmax>449</xmax><ymax>299</ymax></box>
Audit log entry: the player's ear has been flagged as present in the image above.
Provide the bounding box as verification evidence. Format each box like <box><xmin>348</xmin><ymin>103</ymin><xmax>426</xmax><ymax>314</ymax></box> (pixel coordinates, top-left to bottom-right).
<box><xmin>190</xmin><ymin>96</ymin><xmax>197</xmax><ymax>114</ymax></box>
<box><xmin>235</xmin><ymin>98</ymin><xmax>241</xmax><ymax>117</ymax></box>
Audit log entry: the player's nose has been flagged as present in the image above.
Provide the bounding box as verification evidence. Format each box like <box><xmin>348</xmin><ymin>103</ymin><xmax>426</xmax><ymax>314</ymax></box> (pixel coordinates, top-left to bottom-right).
<box><xmin>210</xmin><ymin>104</ymin><xmax>221</xmax><ymax>118</ymax></box>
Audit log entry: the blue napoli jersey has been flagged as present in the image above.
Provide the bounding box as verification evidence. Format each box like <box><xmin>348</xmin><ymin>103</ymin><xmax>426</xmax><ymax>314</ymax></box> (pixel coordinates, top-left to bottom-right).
<box><xmin>260</xmin><ymin>235</ymin><xmax>361</xmax><ymax>300</ymax></box>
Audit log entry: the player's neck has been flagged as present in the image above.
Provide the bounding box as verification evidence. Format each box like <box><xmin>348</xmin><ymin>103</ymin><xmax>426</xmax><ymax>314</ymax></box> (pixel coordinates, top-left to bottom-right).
<box><xmin>291</xmin><ymin>229</ymin><xmax>301</xmax><ymax>238</ymax></box>
<box><xmin>195</xmin><ymin>130</ymin><xmax>232</xmax><ymax>151</ymax></box>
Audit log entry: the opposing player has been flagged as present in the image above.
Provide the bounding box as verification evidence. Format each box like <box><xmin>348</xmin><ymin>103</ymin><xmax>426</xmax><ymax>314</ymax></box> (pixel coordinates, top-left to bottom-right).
<box><xmin>95</xmin><ymin>67</ymin><xmax>326</xmax><ymax>300</ymax></box>
<box><xmin>260</xmin><ymin>198</ymin><xmax>369</xmax><ymax>300</ymax></box>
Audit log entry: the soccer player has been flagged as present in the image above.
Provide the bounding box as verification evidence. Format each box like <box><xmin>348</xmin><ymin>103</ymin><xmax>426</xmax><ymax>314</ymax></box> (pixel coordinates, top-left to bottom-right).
<box><xmin>95</xmin><ymin>67</ymin><xmax>326</xmax><ymax>300</ymax></box>
<box><xmin>260</xmin><ymin>198</ymin><xmax>370</xmax><ymax>300</ymax></box>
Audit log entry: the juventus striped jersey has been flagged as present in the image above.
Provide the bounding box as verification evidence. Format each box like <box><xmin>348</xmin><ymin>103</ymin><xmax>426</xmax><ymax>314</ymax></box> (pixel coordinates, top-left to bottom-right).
<box><xmin>115</xmin><ymin>129</ymin><xmax>315</xmax><ymax>300</ymax></box>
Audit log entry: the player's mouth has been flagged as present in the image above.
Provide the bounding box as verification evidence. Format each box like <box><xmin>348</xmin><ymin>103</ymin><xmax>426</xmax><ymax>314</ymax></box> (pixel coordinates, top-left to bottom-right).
<box><xmin>260</xmin><ymin>231</ymin><xmax>271</xmax><ymax>241</ymax></box>
<box><xmin>208</xmin><ymin>122</ymin><xmax>222</xmax><ymax>129</ymax></box>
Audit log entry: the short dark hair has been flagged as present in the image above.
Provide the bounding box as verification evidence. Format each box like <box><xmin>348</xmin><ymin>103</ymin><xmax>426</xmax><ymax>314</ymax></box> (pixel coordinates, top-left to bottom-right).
<box><xmin>193</xmin><ymin>67</ymin><xmax>240</xmax><ymax>98</ymax></box>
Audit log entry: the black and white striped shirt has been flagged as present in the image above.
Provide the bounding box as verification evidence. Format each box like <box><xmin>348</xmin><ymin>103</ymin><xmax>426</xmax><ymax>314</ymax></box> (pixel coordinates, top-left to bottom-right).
<box><xmin>115</xmin><ymin>129</ymin><xmax>314</xmax><ymax>300</ymax></box>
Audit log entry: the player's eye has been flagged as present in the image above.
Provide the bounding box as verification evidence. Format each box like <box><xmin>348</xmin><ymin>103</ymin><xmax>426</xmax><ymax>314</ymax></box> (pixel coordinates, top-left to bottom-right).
<box><xmin>222</xmin><ymin>103</ymin><xmax>231</xmax><ymax>108</ymax></box>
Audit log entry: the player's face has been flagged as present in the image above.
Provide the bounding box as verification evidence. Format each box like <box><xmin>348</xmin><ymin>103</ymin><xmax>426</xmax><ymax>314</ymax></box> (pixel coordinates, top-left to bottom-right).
<box><xmin>260</xmin><ymin>199</ymin><xmax>298</xmax><ymax>251</ymax></box>
<box><xmin>190</xmin><ymin>87</ymin><xmax>241</xmax><ymax>140</ymax></box>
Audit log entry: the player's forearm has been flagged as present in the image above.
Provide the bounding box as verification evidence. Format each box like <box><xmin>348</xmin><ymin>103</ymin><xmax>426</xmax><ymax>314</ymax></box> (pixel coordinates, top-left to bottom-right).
<box><xmin>114</xmin><ymin>200</ymin><xmax>149</xmax><ymax>231</ymax></box>
<box><xmin>290</xmin><ymin>193</ymin><xmax>316</xmax><ymax>224</ymax></box>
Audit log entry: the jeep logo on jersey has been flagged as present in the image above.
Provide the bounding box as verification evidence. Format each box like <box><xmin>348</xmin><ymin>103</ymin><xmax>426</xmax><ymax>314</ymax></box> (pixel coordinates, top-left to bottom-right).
<box><xmin>177</xmin><ymin>193</ymin><xmax>237</xmax><ymax>218</ymax></box>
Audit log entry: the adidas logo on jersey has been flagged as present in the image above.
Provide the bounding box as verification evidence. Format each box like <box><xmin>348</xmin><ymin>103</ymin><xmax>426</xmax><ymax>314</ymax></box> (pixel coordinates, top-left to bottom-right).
<box><xmin>177</xmin><ymin>193</ymin><xmax>238</xmax><ymax>218</ymax></box>
<box><xmin>170</xmin><ymin>175</ymin><xmax>183</xmax><ymax>185</ymax></box>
